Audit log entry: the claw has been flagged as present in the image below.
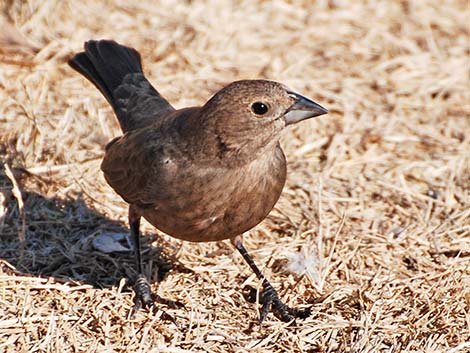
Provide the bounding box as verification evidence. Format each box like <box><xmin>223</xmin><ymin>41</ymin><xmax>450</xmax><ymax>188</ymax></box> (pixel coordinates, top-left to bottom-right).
<box><xmin>287</xmin><ymin>305</ymin><xmax>312</xmax><ymax>319</ymax></box>
<box><xmin>257</xmin><ymin>280</ymin><xmax>309</xmax><ymax>323</ymax></box>
<box><xmin>134</xmin><ymin>274</ymin><xmax>155</xmax><ymax>309</ymax></box>
<box><xmin>154</xmin><ymin>294</ymin><xmax>186</xmax><ymax>310</ymax></box>
<box><xmin>130</xmin><ymin>274</ymin><xmax>182</xmax><ymax>325</ymax></box>
<box><xmin>259</xmin><ymin>298</ymin><xmax>271</xmax><ymax>322</ymax></box>
<box><xmin>232</xmin><ymin>237</ymin><xmax>311</xmax><ymax>323</ymax></box>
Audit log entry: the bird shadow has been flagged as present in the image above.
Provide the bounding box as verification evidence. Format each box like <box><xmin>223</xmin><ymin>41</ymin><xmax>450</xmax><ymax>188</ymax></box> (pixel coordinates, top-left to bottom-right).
<box><xmin>0</xmin><ymin>169</ymin><xmax>184</xmax><ymax>291</ymax></box>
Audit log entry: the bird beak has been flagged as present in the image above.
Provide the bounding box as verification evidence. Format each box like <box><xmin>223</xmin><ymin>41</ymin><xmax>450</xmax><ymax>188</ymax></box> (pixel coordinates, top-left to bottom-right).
<box><xmin>283</xmin><ymin>91</ymin><xmax>328</xmax><ymax>126</ymax></box>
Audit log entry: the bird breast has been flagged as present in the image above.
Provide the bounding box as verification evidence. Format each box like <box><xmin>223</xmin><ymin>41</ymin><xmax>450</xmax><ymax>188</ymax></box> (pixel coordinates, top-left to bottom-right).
<box><xmin>139</xmin><ymin>143</ymin><xmax>287</xmax><ymax>242</ymax></box>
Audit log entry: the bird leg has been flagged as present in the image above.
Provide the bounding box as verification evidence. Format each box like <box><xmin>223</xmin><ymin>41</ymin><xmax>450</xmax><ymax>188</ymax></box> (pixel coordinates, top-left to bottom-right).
<box><xmin>128</xmin><ymin>206</ymin><xmax>153</xmax><ymax>311</ymax></box>
<box><xmin>128</xmin><ymin>205</ymin><xmax>183</xmax><ymax>320</ymax></box>
<box><xmin>231</xmin><ymin>235</ymin><xmax>311</xmax><ymax>322</ymax></box>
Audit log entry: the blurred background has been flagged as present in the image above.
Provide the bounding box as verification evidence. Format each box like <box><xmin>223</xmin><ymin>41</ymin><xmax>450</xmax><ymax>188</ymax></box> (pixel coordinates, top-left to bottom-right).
<box><xmin>1</xmin><ymin>1</ymin><xmax>469</xmax><ymax>352</ymax></box>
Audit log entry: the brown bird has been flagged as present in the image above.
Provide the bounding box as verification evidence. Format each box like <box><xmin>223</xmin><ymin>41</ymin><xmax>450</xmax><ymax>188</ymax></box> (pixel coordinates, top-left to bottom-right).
<box><xmin>69</xmin><ymin>40</ymin><xmax>327</xmax><ymax>322</ymax></box>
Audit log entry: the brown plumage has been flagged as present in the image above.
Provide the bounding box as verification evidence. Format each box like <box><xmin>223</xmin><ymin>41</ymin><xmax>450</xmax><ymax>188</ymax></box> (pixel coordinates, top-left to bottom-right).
<box><xmin>69</xmin><ymin>40</ymin><xmax>327</xmax><ymax>322</ymax></box>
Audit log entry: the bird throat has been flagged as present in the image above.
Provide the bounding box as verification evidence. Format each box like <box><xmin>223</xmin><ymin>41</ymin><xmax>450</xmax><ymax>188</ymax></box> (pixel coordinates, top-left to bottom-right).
<box><xmin>178</xmin><ymin>109</ymin><xmax>280</xmax><ymax>167</ymax></box>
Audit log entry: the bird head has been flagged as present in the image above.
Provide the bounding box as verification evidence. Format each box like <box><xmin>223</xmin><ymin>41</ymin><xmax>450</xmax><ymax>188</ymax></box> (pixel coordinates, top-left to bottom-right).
<box><xmin>196</xmin><ymin>80</ymin><xmax>328</xmax><ymax>162</ymax></box>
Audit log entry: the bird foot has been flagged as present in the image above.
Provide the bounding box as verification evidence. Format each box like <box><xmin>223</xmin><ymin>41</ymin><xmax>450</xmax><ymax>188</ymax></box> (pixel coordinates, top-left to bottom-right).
<box><xmin>249</xmin><ymin>281</ymin><xmax>311</xmax><ymax>323</ymax></box>
<box><xmin>130</xmin><ymin>274</ymin><xmax>184</xmax><ymax>323</ymax></box>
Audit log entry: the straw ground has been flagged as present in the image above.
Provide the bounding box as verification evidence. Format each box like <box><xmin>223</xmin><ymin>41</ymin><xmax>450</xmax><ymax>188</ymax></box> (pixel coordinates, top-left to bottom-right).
<box><xmin>1</xmin><ymin>0</ymin><xmax>469</xmax><ymax>352</ymax></box>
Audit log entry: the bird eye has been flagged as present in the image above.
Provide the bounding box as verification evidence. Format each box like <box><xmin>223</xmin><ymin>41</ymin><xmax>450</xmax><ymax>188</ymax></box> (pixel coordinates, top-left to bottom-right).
<box><xmin>251</xmin><ymin>102</ymin><xmax>268</xmax><ymax>115</ymax></box>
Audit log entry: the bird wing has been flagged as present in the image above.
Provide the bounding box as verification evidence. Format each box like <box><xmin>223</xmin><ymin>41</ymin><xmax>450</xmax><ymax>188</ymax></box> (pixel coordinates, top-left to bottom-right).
<box><xmin>112</xmin><ymin>72</ymin><xmax>175</xmax><ymax>131</ymax></box>
<box><xmin>100</xmin><ymin>127</ymin><xmax>168</xmax><ymax>206</ymax></box>
<box><xmin>101</xmin><ymin>107</ymin><xmax>201</xmax><ymax>206</ymax></box>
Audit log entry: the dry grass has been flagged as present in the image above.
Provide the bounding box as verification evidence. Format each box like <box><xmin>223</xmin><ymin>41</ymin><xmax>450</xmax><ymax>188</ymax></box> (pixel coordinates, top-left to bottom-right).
<box><xmin>1</xmin><ymin>0</ymin><xmax>469</xmax><ymax>352</ymax></box>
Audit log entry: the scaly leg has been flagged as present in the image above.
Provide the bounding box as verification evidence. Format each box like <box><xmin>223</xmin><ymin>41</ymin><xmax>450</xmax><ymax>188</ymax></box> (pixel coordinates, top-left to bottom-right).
<box><xmin>128</xmin><ymin>205</ymin><xmax>183</xmax><ymax>320</ymax></box>
<box><xmin>231</xmin><ymin>235</ymin><xmax>311</xmax><ymax>322</ymax></box>
<box><xmin>128</xmin><ymin>205</ymin><xmax>155</xmax><ymax>315</ymax></box>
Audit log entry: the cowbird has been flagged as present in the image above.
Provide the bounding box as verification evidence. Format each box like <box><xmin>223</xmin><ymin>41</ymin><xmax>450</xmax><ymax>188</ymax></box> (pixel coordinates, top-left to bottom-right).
<box><xmin>68</xmin><ymin>40</ymin><xmax>327</xmax><ymax>322</ymax></box>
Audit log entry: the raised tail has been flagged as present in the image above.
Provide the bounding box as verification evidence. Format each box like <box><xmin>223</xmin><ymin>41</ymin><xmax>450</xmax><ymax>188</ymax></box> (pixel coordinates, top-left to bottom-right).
<box><xmin>68</xmin><ymin>40</ymin><xmax>174</xmax><ymax>132</ymax></box>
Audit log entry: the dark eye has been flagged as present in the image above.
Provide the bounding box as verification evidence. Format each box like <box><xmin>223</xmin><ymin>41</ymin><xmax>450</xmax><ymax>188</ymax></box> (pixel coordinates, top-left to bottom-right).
<box><xmin>251</xmin><ymin>102</ymin><xmax>268</xmax><ymax>115</ymax></box>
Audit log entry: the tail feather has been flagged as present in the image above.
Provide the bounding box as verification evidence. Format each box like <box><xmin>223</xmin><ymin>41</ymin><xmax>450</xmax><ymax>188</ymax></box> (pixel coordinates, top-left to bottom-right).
<box><xmin>83</xmin><ymin>40</ymin><xmax>143</xmax><ymax>92</ymax></box>
<box><xmin>68</xmin><ymin>51</ymin><xmax>114</xmax><ymax>105</ymax></box>
<box><xmin>69</xmin><ymin>40</ymin><xmax>142</xmax><ymax>107</ymax></box>
<box><xmin>68</xmin><ymin>40</ymin><xmax>174</xmax><ymax>132</ymax></box>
